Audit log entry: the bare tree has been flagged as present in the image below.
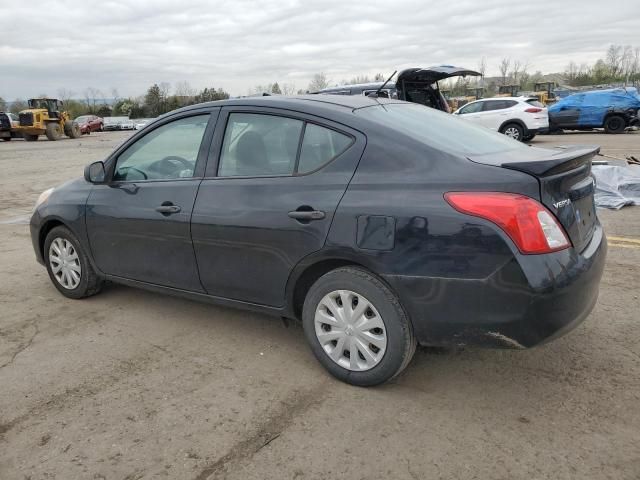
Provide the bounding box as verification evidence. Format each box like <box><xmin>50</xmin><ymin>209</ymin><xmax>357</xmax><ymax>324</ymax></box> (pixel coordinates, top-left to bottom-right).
<box><xmin>606</xmin><ymin>44</ymin><xmax>623</xmax><ymax>77</ymax></box>
<box><xmin>84</xmin><ymin>87</ymin><xmax>102</xmax><ymax>113</ymax></box>
<box><xmin>510</xmin><ymin>60</ymin><xmax>522</xmax><ymax>85</ymax></box>
<box><xmin>57</xmin><ymin>88</ymin><xmax>75</xmax><ymax>103</ymax></box>
<box><xmin>621</xmin><ymin>45</ymin><xmax>634</xmax><ymax>85</ymax></box>
<box><xmin>565</xmin><ymin>61</ymin><xmax>578</xmax><ymax>84</ymax></box>
<box><xmin>174</xmin><ymin>81</ymin><xmax>196</xmax><ymax>98</ymax></box>
<box><xmin>477</xmin><ymin>57</ymin><xmax>487</xmax><ymax>86</ymax></box>
<box><xmin>281</xmin><ymin>83</ymin><xmax>297</xmax><ymax>95</ymax></box>
<box><xmin>308</xmin><ymin>72</ymin><xmax>329</xmax><ymax>92</ymax></box>
<box><xmin>499</xmin><ymin>58</ymin><xmax>510</xmax><ymax>85</ymax></box>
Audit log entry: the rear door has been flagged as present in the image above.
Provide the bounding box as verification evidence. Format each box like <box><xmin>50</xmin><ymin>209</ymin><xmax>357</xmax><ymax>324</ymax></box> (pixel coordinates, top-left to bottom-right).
<box><xmin>191</xmin><ymin>107</ymin><xmax>366</xmax><ymax>306</ymax></box>
<box><xmin>478</xmin><ymin>100</ymin><xmax>518</xmax><ymax>130</ymax></box>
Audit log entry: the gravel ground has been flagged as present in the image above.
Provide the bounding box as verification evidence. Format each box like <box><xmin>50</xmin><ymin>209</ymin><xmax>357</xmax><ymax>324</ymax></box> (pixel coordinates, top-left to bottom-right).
<box><xmin>0</xmin><ymin>130</ymin><xmax>639</xmax><ymax>479</ymax></box>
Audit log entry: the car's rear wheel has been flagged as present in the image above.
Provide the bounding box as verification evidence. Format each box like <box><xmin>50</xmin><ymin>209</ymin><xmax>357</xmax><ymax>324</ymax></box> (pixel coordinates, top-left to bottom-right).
<box><xmin>2</xmin><ymin>137</ymin><xmax>11</xmax><ymax>141</ymax></box>
<box><xmin>44</xmin><ymin>226</ymin><xmax>103</xmax><ymax>299</ymax></box>
<box><xmin>302</xmin><ymin>267</ymin><xmax>416</xmax><ymax>386</ymax></box>
<box><xmin>604</xmin><ymin>115</ymin><xmax>626</xmax><ymax>134</ymax></box>
<box><xmin>500</xmin><ymin>123</ymin><xmax>524</xmax><ymax>141</ymax></box>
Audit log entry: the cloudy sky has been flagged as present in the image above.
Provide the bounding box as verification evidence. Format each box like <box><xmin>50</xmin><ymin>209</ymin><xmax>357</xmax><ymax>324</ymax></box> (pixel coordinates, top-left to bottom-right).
<box><xmin>0</xmin><ymin>0</ymin><xmax>638</xmax><ymax>100</ymax></box>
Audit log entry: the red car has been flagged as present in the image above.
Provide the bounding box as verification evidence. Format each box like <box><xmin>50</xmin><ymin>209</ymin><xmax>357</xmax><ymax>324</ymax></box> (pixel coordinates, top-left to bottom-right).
<box><xmin>75</xmin><ymin>115</ymin><xmax>103</xmax><ymax>134</ymax></box>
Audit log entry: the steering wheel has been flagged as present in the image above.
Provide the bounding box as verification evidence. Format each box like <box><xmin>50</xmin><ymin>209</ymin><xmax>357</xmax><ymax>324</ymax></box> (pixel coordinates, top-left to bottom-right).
<box><xmin>149</xmin><ymin>156</ymin><xmax>194</xmax><ymax>176</ymax></box>
<box><xmin>117</xmin><ymin>166</ymin><xmax>148</xmax><ymax>180</ymax></box>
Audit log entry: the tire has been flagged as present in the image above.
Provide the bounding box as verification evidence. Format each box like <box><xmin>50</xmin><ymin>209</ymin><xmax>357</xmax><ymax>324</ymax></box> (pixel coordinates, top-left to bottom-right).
<box><xmin>44</xmin><ymin>226</ymin><xmax>103</xmax><ymax>299</ymax></box>
<box><xmin>2</xmin><ymin>137</ymin><xmax>11</xmax><ymax>142</ymax></box>
<box><xmin>302</xmin><ymin>267</ymin><xmax>416</xmax><ymax>386</ymax></box>
<box><xmin>500</xmin><ymin>123</ymin><xmax>524</xmax><ymax>141</ymax></box>
<box><xmin>604</xmin><ymin>115</ymin><xmax>626</xmax><ymax>134</ymax></box>
<box><xmin>45</xmin><ymin>122</ymin><xmax>62</xmax><ymax>141</ymax></box>
<box><xmin>23</xmin><ymin>134</ymin><xmax>39</xmax><ymax>141</ymax></box>
<box><xmin>64</xmin><ymin>121</ymin><xmax>82</xmax><ymax>139</ymax></box>
<box><xmin>99</xmin><ymin>124</ymin><xmax>104</xmax><ymax>132</ymax></box>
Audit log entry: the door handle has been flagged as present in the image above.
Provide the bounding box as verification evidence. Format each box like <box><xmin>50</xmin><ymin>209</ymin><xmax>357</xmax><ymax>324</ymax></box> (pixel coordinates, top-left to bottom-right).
<box><xmin>155</xmin><ymin>204</ymin><xmax>181</xmax><ymax>215</ymax></box>
<box><xmin>288</xmin><ymin>210</ymin><xmax>325</xmax><ymax>221</ymax></box>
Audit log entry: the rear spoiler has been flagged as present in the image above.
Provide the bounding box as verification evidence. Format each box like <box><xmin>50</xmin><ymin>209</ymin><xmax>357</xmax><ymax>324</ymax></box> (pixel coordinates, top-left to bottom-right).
<box><xmin>499</xmin><ymin>146</ymin><xmax>600</xmax><ymax>176</ymax></box>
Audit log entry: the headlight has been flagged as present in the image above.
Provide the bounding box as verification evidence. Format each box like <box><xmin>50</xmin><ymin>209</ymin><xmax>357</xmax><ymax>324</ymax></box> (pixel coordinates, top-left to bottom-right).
<box><xmin>34</xmin><ymin>188</ymin><xmax>54</xmax><ymax>209</ymax></box>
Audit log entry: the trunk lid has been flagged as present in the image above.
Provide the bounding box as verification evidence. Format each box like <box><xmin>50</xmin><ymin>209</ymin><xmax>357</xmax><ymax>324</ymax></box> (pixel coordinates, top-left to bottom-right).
<box><xmin>397</xmin><ymin>65</ymin><xmax>482</xmax><ymax>84</ymax></box>
<box><xmin>470</xmin><ymin>145</ymin><xmax>600</xmax><ymax>253</ymax></box>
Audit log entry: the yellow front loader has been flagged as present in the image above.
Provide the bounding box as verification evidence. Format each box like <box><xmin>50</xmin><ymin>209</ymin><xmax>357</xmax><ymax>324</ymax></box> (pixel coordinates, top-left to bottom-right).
<box><xmin>17</xmin><ymin>98</ymin><xmax>81</xmax><ymax>141</ymax></box>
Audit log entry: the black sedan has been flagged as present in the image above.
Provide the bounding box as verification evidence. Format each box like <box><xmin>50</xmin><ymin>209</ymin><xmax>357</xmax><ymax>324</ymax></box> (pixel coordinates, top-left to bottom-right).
<box><xmin>30</xmin><ymin>95</ymin><xmax>606</xmax><ymax>386</ymax></box>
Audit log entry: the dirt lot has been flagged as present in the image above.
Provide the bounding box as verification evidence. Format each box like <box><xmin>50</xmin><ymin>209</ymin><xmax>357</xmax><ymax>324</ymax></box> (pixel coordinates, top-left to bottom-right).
<box><xmin>1</xmin><ymin>131</ymin><xmax>639</xmax><ymax>479</ymax></box>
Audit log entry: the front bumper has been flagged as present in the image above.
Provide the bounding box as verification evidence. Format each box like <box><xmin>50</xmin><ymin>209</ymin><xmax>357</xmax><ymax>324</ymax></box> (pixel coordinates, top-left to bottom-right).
<box><xmin>384</xmin><ymin>223</ymin><xmax>607</xmax><ymax>349</ymax></box>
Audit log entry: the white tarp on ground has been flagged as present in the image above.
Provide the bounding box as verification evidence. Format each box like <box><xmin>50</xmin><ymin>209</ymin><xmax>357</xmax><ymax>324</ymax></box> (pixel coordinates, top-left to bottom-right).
<box><xmin>592</xmin><ymin>164</ymin><xmax>640</xmax><ymax>209</ymax></box>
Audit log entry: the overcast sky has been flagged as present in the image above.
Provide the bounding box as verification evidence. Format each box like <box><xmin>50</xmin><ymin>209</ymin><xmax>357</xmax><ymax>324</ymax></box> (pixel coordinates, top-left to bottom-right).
<box><xmin>1</xmin><ymin>0</ymin><xmax>638</xmax><ymax>100</ymax></box>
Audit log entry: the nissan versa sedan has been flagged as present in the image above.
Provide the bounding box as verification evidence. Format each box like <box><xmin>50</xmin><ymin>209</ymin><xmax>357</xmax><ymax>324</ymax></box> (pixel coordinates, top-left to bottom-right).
<box><xmin>30</xmin><ymin>95</ymin><xmax>606</xmax><ymax>386</ymax></box>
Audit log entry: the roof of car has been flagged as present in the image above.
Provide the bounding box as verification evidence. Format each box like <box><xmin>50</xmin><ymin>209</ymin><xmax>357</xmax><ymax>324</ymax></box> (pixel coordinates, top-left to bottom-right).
<box><xmin>474</xmin><ymin>96</ymin><xmax>534</xmax><ymax>101</ymax></box>
<box><xmin>177</xmin><ymin>94</ymin><xmax>405</xmax><ymax>114</ymax></box>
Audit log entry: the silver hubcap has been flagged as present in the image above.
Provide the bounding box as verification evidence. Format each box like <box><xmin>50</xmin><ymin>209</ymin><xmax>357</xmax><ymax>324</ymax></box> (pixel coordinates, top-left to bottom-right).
<box><xmin>505</xmin><ymin>127</ymin><xmax>520</xmax><ymax>139</ymax></box>
<box><xmin>314</xmin><ymin>290</ymin><xmax>387</xmax><ymax>371</ymax></box>
<box><xmin>49</xmin><ymin>237</ymin><xmax>81</xmax><ymax>290</ymax></box>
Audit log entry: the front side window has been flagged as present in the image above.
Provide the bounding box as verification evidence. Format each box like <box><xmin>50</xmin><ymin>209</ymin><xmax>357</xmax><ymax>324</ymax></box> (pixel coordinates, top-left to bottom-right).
<box><xmin>114</xmin><ymin>115</ymin><xmax>209</xmax><ymax>181</ymax></box>
<box><xmin>459</xmin><ymin>102</ymin><xmax>483</xmax><ymax>114</ymax></box>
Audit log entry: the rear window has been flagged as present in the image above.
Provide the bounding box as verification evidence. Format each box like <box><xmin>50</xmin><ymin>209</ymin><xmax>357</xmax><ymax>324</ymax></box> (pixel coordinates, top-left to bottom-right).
<box><xmin>526</xmin><ymin>99</ymin><xmax>545</xmax><ymax>108</ymax></box>
<box><xmin>355</xmin><ymin>103</ymin><xmax>527</xmax><ymax>155</ymax></box>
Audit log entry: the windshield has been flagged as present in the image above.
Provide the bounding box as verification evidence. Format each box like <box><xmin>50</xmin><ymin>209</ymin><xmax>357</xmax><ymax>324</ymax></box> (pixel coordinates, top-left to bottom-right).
<box><xmin>355</xmin><ymin>103</ymin><xmax>527</xmax><ymax>155</ymax></box>
<box><xmin>75</xmin><ymin>116</ymin><xmax>90</xmax><ymax>122</ymax></box>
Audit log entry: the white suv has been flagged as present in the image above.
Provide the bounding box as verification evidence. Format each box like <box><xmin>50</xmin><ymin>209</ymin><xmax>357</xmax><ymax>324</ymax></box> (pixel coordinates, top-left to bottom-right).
<box><xmin>453</xmin><ymin>97</ymin><xmax>549</xmax><ymax>141</ymax></box>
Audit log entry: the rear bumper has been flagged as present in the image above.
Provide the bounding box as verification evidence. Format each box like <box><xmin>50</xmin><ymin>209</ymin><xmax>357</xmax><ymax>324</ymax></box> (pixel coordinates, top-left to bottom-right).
<box><xmin>383</xmin><ymin>223</ymin><xmax>607</xmax><ymax>349</ymax></box>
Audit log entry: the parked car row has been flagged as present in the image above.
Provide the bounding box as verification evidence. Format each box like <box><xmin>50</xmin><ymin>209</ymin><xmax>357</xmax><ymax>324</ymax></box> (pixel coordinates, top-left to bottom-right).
<box><xmin>74</xmin><ymin>115</ymin><xmax>104</xmax><ymax>134</ymax></box>
<box><xmin>102</xmin><ymin>116</ymin><xmax>152</xmax><ymax>131</ymax></box>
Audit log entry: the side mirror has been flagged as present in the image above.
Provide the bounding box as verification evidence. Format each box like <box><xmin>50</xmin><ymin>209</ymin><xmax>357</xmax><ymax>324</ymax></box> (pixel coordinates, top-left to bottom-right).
<box><xmin>85</xmin><ymin>161</ymin><xmax>106</xmax><ymax>184</ymax></box>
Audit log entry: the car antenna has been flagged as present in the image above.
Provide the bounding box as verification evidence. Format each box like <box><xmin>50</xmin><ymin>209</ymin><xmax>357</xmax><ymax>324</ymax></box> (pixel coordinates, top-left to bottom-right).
<box><xmin>368</xmin><ymin>71</ymin><xmax>397</xmax><ymax>99</ymax></box>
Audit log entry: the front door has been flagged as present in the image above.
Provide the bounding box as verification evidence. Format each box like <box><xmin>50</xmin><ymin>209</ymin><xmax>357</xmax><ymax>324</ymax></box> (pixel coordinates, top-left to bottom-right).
<box><xmin>86</xmin><ymin>112</ymin><xmax>215</xmax><ymax>291</ymax></box>
<box><xmin>191</xmin><ymin>108</ymin><xmax>365</xmax><ymax>306</ymax></box>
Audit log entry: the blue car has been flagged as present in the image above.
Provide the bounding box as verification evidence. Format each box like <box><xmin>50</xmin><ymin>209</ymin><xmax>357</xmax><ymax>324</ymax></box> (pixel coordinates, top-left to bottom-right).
<box><xmin>548</xmin><ymin>87</ymin><xmax>640</xmax><ymax>134</ymax></box>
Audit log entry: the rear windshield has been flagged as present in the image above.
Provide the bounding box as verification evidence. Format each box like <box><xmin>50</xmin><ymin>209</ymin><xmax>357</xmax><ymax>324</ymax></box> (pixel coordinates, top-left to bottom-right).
<box><xmin>526</xmin><ymin>99</ymin><xmax>545</xmax><ymax>108</ymax></box>
<box><xmin>355</xmin><ymin>103</ymin><xmax>527</xmax><ymax>155</ymax></box>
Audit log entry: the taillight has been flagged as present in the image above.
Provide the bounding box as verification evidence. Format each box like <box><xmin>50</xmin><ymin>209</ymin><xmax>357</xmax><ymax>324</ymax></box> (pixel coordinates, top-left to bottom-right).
<box><xmin>525</xmin><ymin>107</ymin><xmax>543</xmax><ymax>113</ymax></box>
<box><xmin>444</xmin><ymin>192</ymin><xmax>570</xmax><ymax>254</ymax></box>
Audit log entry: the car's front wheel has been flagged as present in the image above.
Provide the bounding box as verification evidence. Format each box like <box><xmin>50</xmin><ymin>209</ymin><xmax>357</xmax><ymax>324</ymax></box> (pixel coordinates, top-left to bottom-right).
<box><xmin>302</xmin><ymin>267</ymin><xmax>416</xmax><ymax>386</ymax></box>
<box><xmin>501</xmin><ymin>123</ymin><xmax>524</xmax><ymax>141</ymax></box>
<box><xmin>44</xmin><ymin>226</ymin><xmax>103</xmax><ymax>299</ymax></box>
